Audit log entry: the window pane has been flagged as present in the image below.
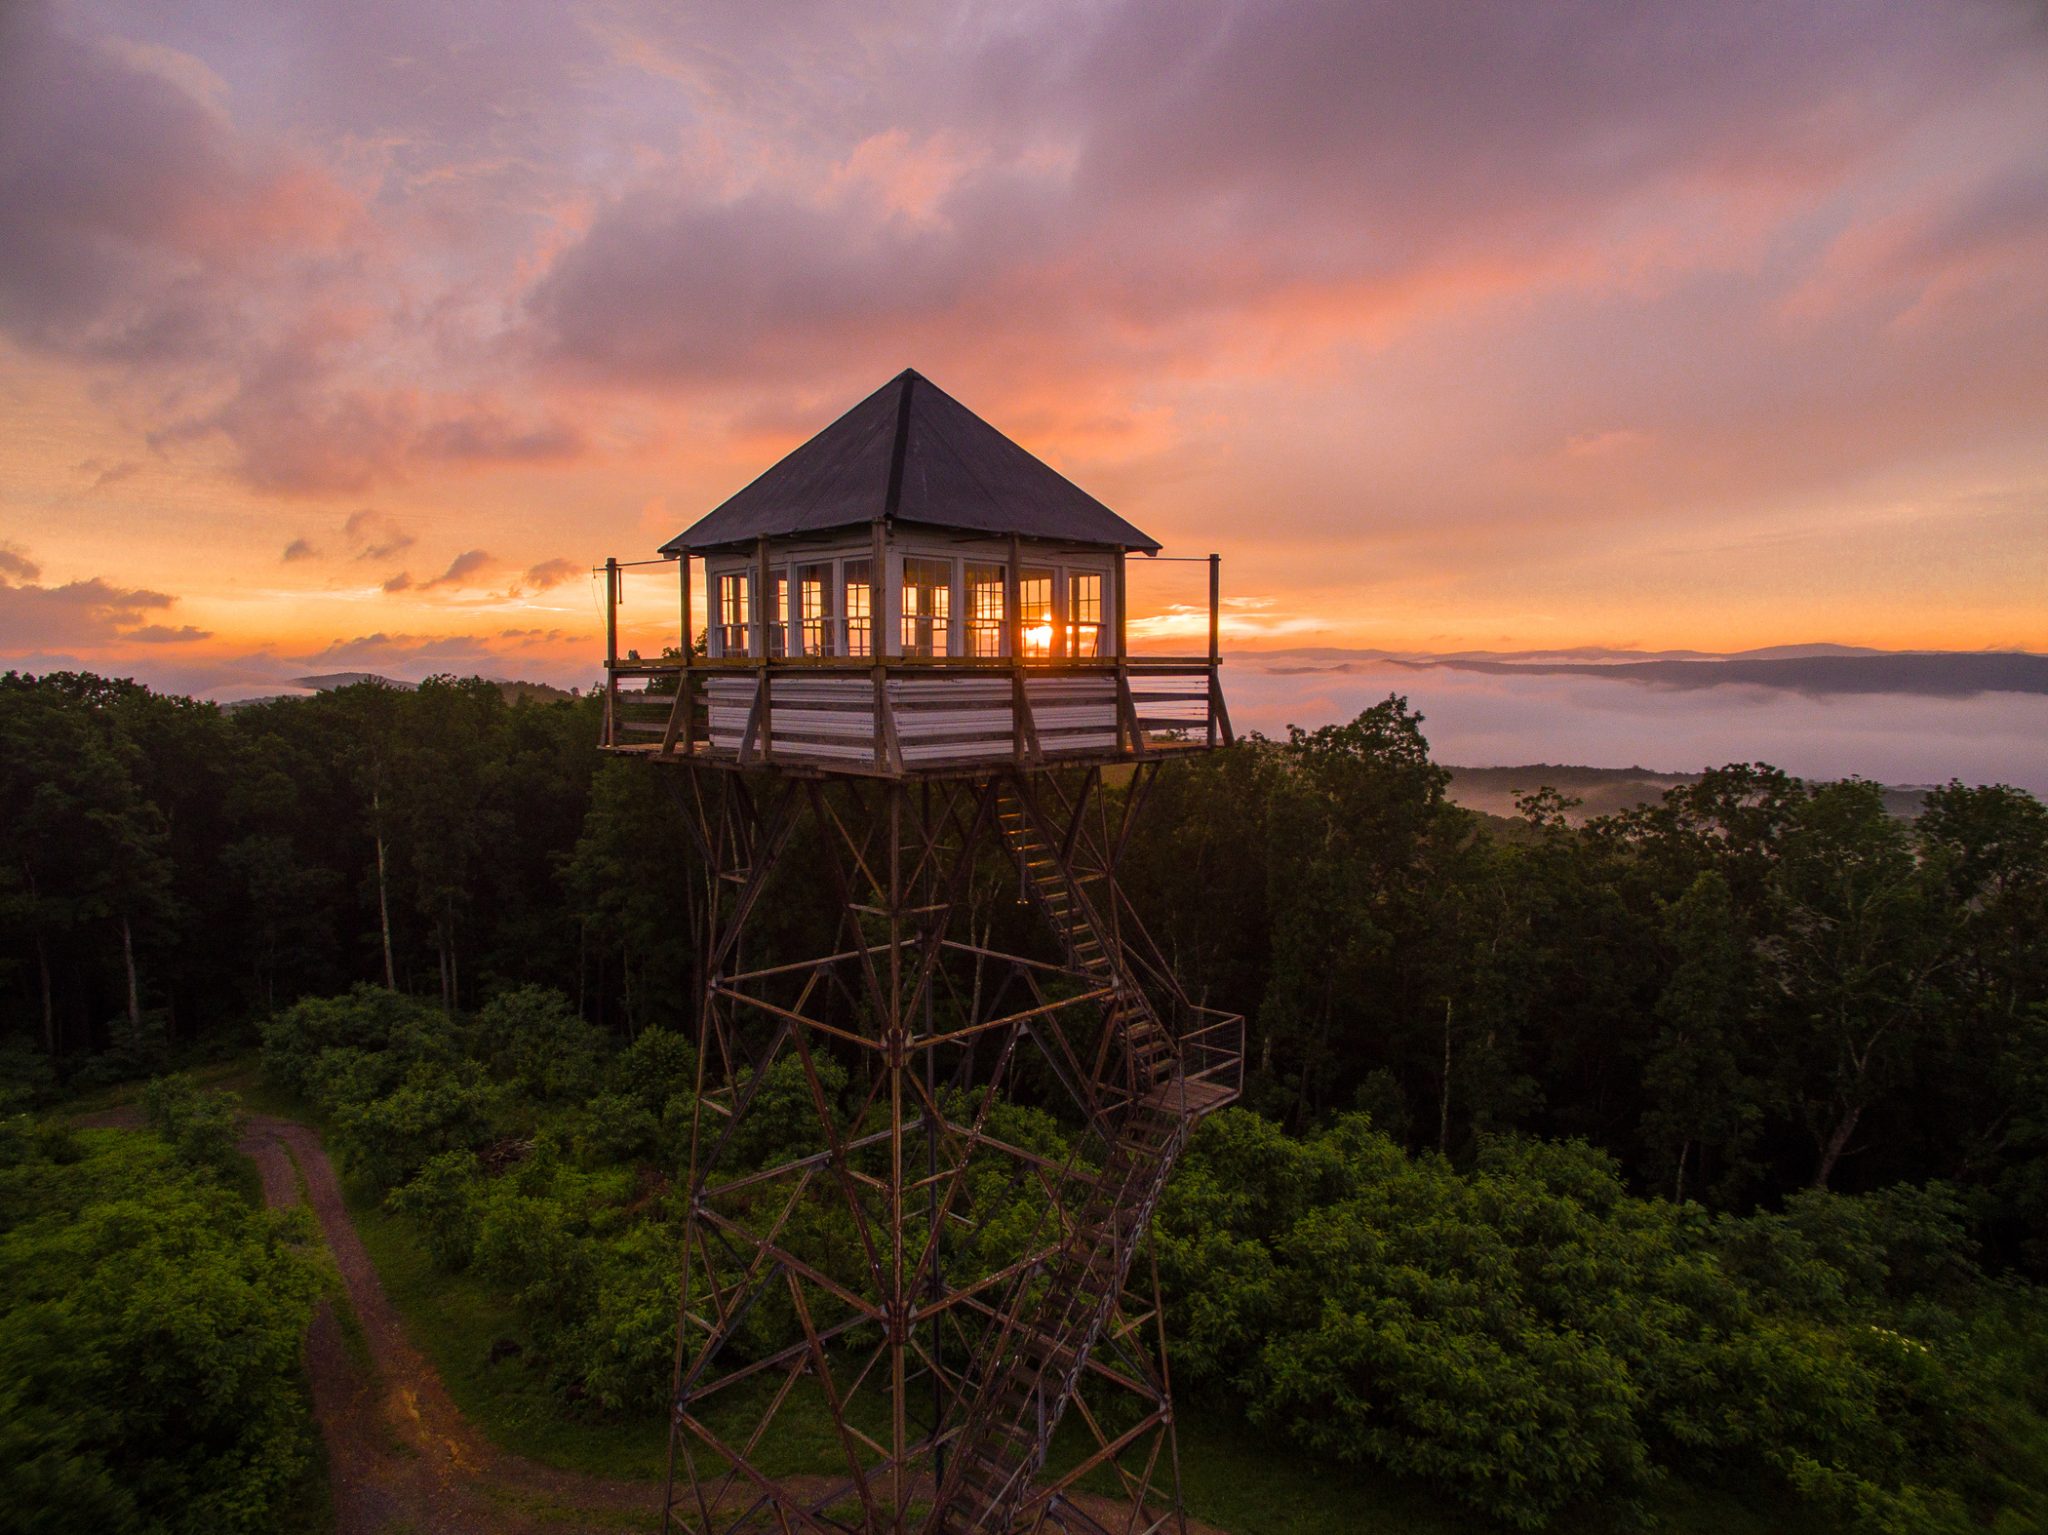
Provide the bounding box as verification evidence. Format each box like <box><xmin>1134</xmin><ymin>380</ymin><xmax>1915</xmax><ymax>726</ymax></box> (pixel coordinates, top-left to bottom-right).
<box><xmin>717</xmin><ymin>572</ymin><xmax>751</xmax><ymax>656</ymax></box>
<box><xmin>845</xmin><ymin>560</ymin><xmax>871</xmax><ymax>658</ymax></box>
<box><xmin>768</xmin><ymin>571</ymin><xmax>789</xmax><ymax>657</ymax></box>
<box><xmin>966</xmin><ymin>563</ymin><xmax>1005</xmax><ymax>657</ymax></box>
<box><xmin>901</xmin><ymin>558</ymin><xmax>953</xmax><ymax>658</ymax></box>
<box><xmin>1021</xmin><ymin>569</ymin><xmax>1054</xmax><ymax>659</ymax></box>
<box><xmin>1068</xmin><ymin>572</ymin><xmax>1102</xmax><ymax>659</ymax></box>
<box><xmin>798</xmin><ymin>562</ymin><xmax>834</xmax><ymax>657</ymax></box>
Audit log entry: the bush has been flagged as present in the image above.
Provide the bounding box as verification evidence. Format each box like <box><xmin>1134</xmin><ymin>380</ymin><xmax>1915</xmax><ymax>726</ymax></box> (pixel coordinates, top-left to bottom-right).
<box><xmin>386</xmin><ymin>1151</ymin><xmax>484</xmax><ymax>1269</ymax></box>
<box><xmin>328</xmin><ymin>1057</ymin><xmax>501</xmax><ymax>1194</ymax></box>
<box><xmin>471</xmin><ymin>986</ymin><xmax>605</xmax><ymax>1103</ymax></box>
<box><xmin>260</xmin><ymin>985</ymin><xmax>444</xmax><ymax>1098</ymax></box>
<box><xmin>142</xmin><ymin>1073</ymin><xmax>243</xmax><ymax>1179</ymax></box>
<box><xmin>1158</xmin><ymin>1110</ymin><xmax>1995</xmax><ymax>1531</ymax></box>
<box><xmin>0</xmin><ymin>1127</ymin><xmax>323</xmax><ymax>1533</ymax></box>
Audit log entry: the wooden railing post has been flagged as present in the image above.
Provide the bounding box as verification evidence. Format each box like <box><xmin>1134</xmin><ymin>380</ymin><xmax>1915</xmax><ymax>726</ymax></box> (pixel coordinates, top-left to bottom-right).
<box><xmin>1112</xmin><ymin>550</ymin><xmax>1130</xmax><ymax>753</ymax></box>
<box><xmin>663</xmin><ymin>551</ymin><xmax>695</xmax><ymax>757</ymax></box>
<box><xmin>872</xmin><ymin>519</ymin><xmax>893</xmax><ymax>772</ymax></box>
<box><xmin>1207</xmin><ymin>552</ymin><xmax>1220</xmax><ymax>749</ymax></box>
<box><xmin>604</xmin><ymin>556</ymin><xmax>619</xmax><ymax>748</ymax></box>
<box><xmin>1008</xmin><ymin>535</ymin><xmax>1024</xmax><ymax>763</ymax></box>
<box><xmin>754</xmin><ymin>536</ymin><xmax>773</xmax><ymax>763</ymax></box>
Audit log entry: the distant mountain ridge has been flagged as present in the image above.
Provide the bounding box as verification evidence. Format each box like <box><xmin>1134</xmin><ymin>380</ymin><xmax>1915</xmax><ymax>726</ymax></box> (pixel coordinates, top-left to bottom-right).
<box><xmin>1242</xmin><ymin>647</ymin><xmax>2047</xmax><ymax>699</ymax></box>
<box><xmin>223</xmin><ymin>674</ymin><xmax>581</xmax><ymax>710</ymax></box>
<box><xmin>1445</xmin><ymin>763</ymin><xmax>1932</xmax><ymax>824</ymax></box>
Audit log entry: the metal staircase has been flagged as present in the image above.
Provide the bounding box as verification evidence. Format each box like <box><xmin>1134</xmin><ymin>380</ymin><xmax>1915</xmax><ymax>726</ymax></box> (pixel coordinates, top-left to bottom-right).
<box><xmin>931</xmin><ymin>782</ymin><xmax>1224</xmax><ymax>1533</ymax></box>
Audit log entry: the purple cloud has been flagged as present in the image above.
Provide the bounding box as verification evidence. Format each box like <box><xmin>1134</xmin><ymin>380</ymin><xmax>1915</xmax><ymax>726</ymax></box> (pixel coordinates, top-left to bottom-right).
<box><xmin>0</xmin><ymin>570</ymin><xmax>190</xmax><ymax>650</ymax></box>
<box><xmin>420</xmin><ymin>549</ymin><xmax>493</xmax><ymax>590</ymax></box>
<box><xmin>345</xmin><ymin>510</ymin><xmax>414</xmax><ymax>561</ymax></box>
<box><xmin>517</xmin><ymin>557</ymin><xmax>580</xmax><ymax>593</ymax></box>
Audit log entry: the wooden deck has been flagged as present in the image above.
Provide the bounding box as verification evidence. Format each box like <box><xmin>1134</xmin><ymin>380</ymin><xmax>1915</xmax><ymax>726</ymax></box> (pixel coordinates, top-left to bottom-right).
<box><xmin>600</xmin><ymin>656</ymin><xmax>1233</xmax><ymax>776</ymax></box>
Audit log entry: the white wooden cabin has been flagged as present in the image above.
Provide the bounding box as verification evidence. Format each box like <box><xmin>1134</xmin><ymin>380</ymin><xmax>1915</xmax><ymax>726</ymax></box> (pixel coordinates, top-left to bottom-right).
<box><xmin>601</xmin><ymin>369</ymin><xmax>1230</xmax><ymax>775</ymax></box>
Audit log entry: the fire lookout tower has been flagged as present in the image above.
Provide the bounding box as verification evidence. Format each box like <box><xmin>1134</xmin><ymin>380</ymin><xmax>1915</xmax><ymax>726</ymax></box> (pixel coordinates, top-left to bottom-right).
<box><xmin>598</xmin><ymin>370</ymin><xmax>1242</xmax><ymax>1535</ymax></box>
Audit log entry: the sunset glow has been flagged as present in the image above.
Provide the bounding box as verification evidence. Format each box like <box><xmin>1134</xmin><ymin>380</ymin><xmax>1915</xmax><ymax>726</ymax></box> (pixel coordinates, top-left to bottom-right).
<box><xmin>3</xmin><ymin>1</ymin><xmax>2045</xmax><ymax>698</ymax></box>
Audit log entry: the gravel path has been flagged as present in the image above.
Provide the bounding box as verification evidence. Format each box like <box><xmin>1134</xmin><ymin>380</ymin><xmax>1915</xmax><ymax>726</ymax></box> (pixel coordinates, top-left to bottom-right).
<box><xmin>83</xmin><ymin>1105</ymin><xmax>1217</xmax><ymax>1535</ymax></box>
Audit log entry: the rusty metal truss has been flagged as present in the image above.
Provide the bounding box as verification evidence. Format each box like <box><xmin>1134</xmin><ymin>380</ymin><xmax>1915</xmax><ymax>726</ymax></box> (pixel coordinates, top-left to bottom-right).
<box><xmin>659</xmin><ymin>760</ymin><xmax>1243</xmax><ymax>1535</ymax></box>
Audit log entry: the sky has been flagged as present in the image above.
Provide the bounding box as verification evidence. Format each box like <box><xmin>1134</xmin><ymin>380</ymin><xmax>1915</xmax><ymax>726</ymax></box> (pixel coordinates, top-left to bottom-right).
<box><xmin>2</xmin><ymin>0</ymin><xmax>2047</xmax><ymax>704</ymax></box>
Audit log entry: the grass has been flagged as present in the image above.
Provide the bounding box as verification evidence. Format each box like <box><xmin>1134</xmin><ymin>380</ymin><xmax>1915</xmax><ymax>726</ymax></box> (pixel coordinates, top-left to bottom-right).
<box><xmin>351</xmin><ymin>1196</ymin><xmax>675</xmax><ymax>1479</ymax></box>
<box><xmin>1058</xmin><ymin>1407</ymin><xmax>1782</xmax><ymax>1535</ymax></box>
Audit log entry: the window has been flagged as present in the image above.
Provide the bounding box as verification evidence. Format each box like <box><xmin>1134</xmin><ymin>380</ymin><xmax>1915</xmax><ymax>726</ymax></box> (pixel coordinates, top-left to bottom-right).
<box><xmin>1020</xmin><ymin>569</ymin><xmax>1055</xmax><ymax>659</ymax></box>
<box><xmin>966</xmin><ymin>563</ymin><xmax>1006</xmax><ymax>657</ymax></box>
<box><xmin>901</xmin><ymin>558</ymin><xmax>953</xmax><ymax>657</ymax></box>
<box><xmin>717</xmin><ymin>572</ymin><xmax>751</xmax><ymax>656</ymax></box>
<box><xmin>845</xmin><ymin>560</ymin><xmax>872</xmax><ymax>658</ymax></box>
<box><xmin>1068</xmin><ymin>571</ymin><xmax>1103</xmax><ymax>658</ymax></box>
<box><xmin>767</xmin><ymin>570</ymin><xmax>789</xmax><ymax>657</ymax></box>
<box><xmin>798</xmin><ymin>563</ymin><xmax>834</xmax><ymax>657</ymax></box>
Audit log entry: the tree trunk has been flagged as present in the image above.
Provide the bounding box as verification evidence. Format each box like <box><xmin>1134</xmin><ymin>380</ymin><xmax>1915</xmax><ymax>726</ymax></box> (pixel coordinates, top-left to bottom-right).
<box><xmin>372</xmin><ymin>787</ymin><xmax>397</xmax><ymax>990</ymax></box>
<box><xmin>621</xmin><ymin>936</ymin><xmax>636</xmax><ymax>1038</ymax></box>
<box><xmin>121</xmin><ymin>913</ymin><xmax>142</xmax><ymax>1030</ymax></box>
<box><xmin>437</xmin><ymin>926</ymin><xmax>453</xmax><ymax>1013</ymax></box>
<box><xmin>1674</xmin><ymin>1139</ymin><xmax>1691</xmax><ymax>1205</ymax></box>
<box><xmin>35</xmin><ymin>927</ymin><xmax>55</xmax><ymax>1055</ymax></box>
<box><xmin>1814</xmin><ymin>1103</ymin><xmax>1862</xmax><ymax>1190</ymax></box>
<box><xmin>1439</xmin><ymin>998</ymin><xmax>1453</xmax><ymax>1154</ymax></box>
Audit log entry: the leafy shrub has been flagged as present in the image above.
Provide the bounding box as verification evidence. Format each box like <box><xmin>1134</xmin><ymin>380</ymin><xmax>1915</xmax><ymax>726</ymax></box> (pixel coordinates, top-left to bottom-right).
<box><xmin>328</xmin><ymin>1056</ymin><xmax>501</xmax><ymax>1194</ymax></box>
<box><xmin>471</xmin><ymin>986</ymin><xmax>606</xmax><ymax>1103</ymax></box>
<box><xmin>0</xmin><ymin>1127</ymin><xmax>322</xmax><ymax>1533</ymax></box>
<box><xmin>141</xmin><ymin>1073</ymin><xmax>243</xmax><ymax>1178</ymax></box>
<box><xmin>0</xmin><ymin>1044</ymin><xmax>58</xmax><ymax>1114</ymax></box>
<box><xmin>1159</xmin><ymin>1110</ymin><xmax>1994</xmax><ymax>1531</ymax></box>
<box><xmin>611</xmin><ymin>1026</ymin><xmax>697</xmax><ymax>1108</ymax></box>
<box><xmin>386</xmin><ymin>1151</ymin><xmax>484</xmax><ymax>1268</ymax></box>
<box><xmin>570</xmin><ymin>1090</ymin><xmax>663</xmax><ymax>1167</ymax></box>
<box><xmin>260</xmin><ymin>984</ymin><xmax>445</xmax><ymax>1098</ymax></box>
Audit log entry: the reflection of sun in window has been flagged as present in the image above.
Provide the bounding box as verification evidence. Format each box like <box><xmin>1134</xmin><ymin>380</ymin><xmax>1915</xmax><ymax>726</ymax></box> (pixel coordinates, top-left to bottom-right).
<box><xmin>1021</xmin><ymin>571</ymin><xmax>1054</xmax><ymax>658</ymax></box>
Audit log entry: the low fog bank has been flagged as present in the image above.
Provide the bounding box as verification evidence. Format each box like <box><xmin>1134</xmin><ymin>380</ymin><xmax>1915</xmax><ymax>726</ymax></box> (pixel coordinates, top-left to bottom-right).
<box><xmin>1229</xmin><ymin>657</ymin><xmax>2048</xmax><ymax>795</ymax></box>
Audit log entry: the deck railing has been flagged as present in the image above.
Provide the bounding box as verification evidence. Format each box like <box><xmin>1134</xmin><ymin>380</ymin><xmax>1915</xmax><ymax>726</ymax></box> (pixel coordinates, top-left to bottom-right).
<box><xmin>597</xmin><ymin>551</ymin><xmax>1233</xmax><ymax>773</ymax></box>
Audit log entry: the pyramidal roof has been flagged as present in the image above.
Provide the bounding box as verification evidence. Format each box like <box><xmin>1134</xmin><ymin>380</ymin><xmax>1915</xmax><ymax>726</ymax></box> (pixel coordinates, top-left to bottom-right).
<box><xmin>662</xmin><ymin>370</ymin><xmax>1160</xmax><ymax>555</ymax></box>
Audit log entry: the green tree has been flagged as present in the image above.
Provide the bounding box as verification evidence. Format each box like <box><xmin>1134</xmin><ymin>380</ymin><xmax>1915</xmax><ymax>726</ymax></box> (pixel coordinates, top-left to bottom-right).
<box><xmin>1640</xmin><ymin>870</ymin><xmax>1762</xmax><ymax>1202</ymax></box>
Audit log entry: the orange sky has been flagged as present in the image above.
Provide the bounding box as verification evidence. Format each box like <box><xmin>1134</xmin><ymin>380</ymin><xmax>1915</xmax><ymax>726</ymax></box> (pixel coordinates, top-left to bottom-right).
<box><xmin>3</xmin><ymin>0</ymin><xmax>2045</xmax><ymax>697</ymax></box>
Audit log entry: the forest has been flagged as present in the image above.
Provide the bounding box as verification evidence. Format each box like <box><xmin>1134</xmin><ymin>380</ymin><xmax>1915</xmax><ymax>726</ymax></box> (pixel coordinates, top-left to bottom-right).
<box><xmin>4</xmin><ymin>668</ymin><xmax>2047</xmax><ymax>1533</ymax></box>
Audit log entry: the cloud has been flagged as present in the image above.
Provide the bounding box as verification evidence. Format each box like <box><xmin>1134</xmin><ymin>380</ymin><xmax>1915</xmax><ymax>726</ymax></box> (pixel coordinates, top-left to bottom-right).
<box><xmin>0</xmin><ymin>569</ymin><xmax>198</xmax><ymax>651</ymax></box>
<box><xmin>419</xmin><ymin>549</ymin><xmax>493</xmax><ymax>590</ymax></box>
<box><xmin>381</xmin><ymin>572</ymin><xmax>413</xmax><ymax>594</ymax></box>
<box><xmin>344</xmin><ymin>510</ymin><xmax>414</xmax><ymax>561</ymax></box>
<box><xmin>517</xmin><ymin>557</ymin><xmax>580</xmax><ymax>593</ymax></box>
<box><xmin>282</xmin><ymin>537</ymin><xmax>319</xmax><ymax>562</ymax></box>
<box><xmin>0</xmin><ymin>544</ymin><xmax>40</xmax><ymax>582</ymax></box>
<box><xmin>76</xmin><ymin>458</ymin><xmax>142</xmax><ymax>491</ymax></box>
<box><xmin>192</xmin><ymin>378</ymin><xmax>589</xmax><ymax>495</ymax></box>
<box><xmin>289</xmin><ymin>625</ymin><xmax>594</xmax><ymax>685</ymax></box>
<box><xmin>0</xmin><ymin>3</ymin><xmax>356</xmax><ymax>362</ymax></box>
<box><xmin>3</xmin><ymin>0</ymin><xmax>2046</xmax><ymax>662</ymax></box>
<box><xmin>126</xmin><ymin>623</ymin><xmax>213</xmax><ymax>643</ymax></box>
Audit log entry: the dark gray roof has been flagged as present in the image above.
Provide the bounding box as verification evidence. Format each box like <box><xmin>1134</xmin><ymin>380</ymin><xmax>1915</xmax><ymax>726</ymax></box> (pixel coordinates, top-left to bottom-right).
<box><xmin>661</xmin><ymin>370</ymin><xmax>1160</xmax><ymax>555</ymax></box>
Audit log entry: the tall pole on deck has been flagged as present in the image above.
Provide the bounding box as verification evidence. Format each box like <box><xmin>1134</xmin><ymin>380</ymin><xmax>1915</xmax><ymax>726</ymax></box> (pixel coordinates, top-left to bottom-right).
<box><xmin>604</xmin><ymin>556</ymin><xmax>619</xmax><ymax>747</ymax></box>
<box><xmin>1207</xmin><ymin>553</ymin><xmax>1220</xmax><ymax>749</ymax></box>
